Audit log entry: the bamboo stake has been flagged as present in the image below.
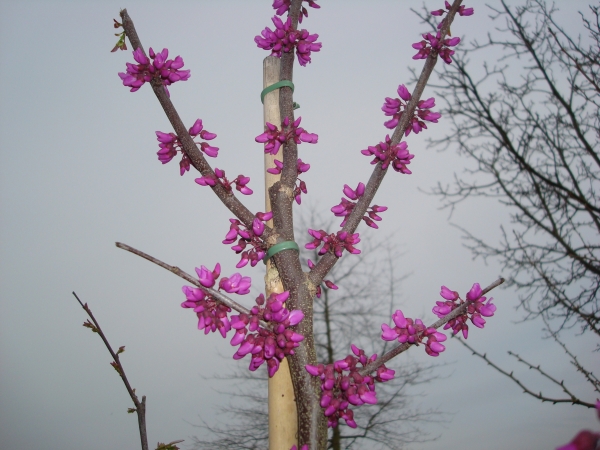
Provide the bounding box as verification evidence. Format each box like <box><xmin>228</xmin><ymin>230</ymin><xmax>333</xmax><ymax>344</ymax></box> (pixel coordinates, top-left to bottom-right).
<box><xmin>263</xmin><ymin>56</ymin><xmax>298</xmax><ymax>449</ymax></box>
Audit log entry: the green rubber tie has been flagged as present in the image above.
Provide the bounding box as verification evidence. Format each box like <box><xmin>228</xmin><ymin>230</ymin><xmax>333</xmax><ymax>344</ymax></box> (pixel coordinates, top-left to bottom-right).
<box><xmin>260</xmin><ymin>80</ymin><xmax>300</xmax><ymax>110</ymax></box>
<box><xmin>263</xmin><ymin>241</ymin><xmax>300</xmax><ymax>264</ymax></box>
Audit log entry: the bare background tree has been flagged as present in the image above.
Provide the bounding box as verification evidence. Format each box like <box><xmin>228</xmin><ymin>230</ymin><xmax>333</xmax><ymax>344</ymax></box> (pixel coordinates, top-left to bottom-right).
<box><xmin>413</xmin><ymin>0</ymin><xmax>599</xmax><ymax>407</ymax></box>
<box><xmin>191</xmin><ymin>210</ymin><xmax>442</xmax><ymax>450</ymax></box>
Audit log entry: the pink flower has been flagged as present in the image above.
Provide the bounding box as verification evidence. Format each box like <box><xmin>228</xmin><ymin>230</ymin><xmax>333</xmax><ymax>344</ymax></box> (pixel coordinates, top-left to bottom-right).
<box><xmin>267</xmin><ymin>158</ymin><xmax>311</xmax><ymax>204</ymax></box>
<box><xmin>256</xmin><ymin>117</ymin><xmax>318</xmax><ymax>156</ymax></box>
<box><xmin>432</xmin><ymin>2</ymin><xmax>474</xmax><ymax>22</ymax></box>
<box><xmin>305</xmin><ymin>345</ymin><xmax>394</xmax><ymax>429</ymax></box>
<box><xmin>305</xmin><ymin>229</ymin><xmax>360</xmax><ymax>257</ymax></box>
<box><xmin>223</xmin><ymin>214</ymin><xmax>270</xmax><ymax>268</ymax></box>
<box><xmin>433</xmin><ymin>283</ymin><xmax>497</xmax><ymax>338</ymax></box>
<box><xmin>255</xmin><ymin>17</ymin><xmax>321</xmax><ymax>66</ymax></box>
<box><xmin>361</xmin><ymin>135</ymin><xmax>415</xmax><ymax>173</ymax></box>
<box><xmin>382</xmin><ymin>84</ymin><xmax>441</xmax><ymax>135</ymax></box>
<box><xmin>195</xmin><ymin>168</ymin><xmax>253</xmax><ymax>196</ymax></box>
<box><xmin>181</xmin><ymin>285</ymin><xmax>231</xmax><ymax>338</ymax></box>
<box><xmin>118</xmin><ymin>47</ymin><xmax>190</xmax><ymax>94</ymax></box>
<box><xmin>440</xmin><ymin>285</ymin><xmax>459</xmax><ymax>300</ymax></box>
<box><xmin>230</xmin><ymin>291</ymin><xmax>304</xmax><ymax>377</ymax></box>
<box><xmin>195</xmin><ymin>263</ymin><xmax>221</xmax><ymax>288</ymax></box>
<box><xmin>219</xmin><ymin>273</ymin><xmax>252</xmax><ymax>295</ymax></box>
<box><xmin>412</xmin><ymin>31</ymin><xmax>461</xmax><ymax>64</ymax></box>
<box><xmin>273</xmin><ymin>0</ymin><xmax>320</xmax><ymax>23</ymax></box>
<box><xmin>154</xmin><ymin>119</ymin><xmax>218</xmax><ymax>174</ymax></box>
<box><xmin>330</xmin><ymin>181</ymin><xmax>388</xmax><ymax>228</ymax></box>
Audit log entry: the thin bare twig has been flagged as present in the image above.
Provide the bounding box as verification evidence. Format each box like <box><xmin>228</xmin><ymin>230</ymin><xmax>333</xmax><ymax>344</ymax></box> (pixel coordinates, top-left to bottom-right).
<box><xmin>454</xmin><ymin>334</ymin><xmax>596</xmax><ymax>408</ymax></box>
<box><xmin>72</xmin><ymin>292</ymin><xmax>150</xmax><ymax>450</ymax></box>
<box><xmin>115</xmin><ymin>242</ymin><xmax>261</xmax><ymax>321</ymax></box>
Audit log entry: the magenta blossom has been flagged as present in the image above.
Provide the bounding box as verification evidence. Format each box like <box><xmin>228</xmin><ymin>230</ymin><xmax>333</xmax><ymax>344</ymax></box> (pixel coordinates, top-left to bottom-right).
<box><xmin>432</xmin><ymin>283</ymin><xmax>497</xmax><ymax>339</ymax></box>
<box><xmin>230</xmin><ymin>291</ymin><xmax>304</xmax><ymax>377</ymax></box>
<box><xmin>330</xmin><ymin>182</ymin><xmax>388</xmax><ymax>229</ymax></box>
<box><xmin>267</xmin><ymin>158</ymin><xmax>311</xmax><ymax>204</ymax></box>
<box><xmin>255</xmin><ymin>16</ymin><xmax>322</xmax><ymax>66</ymax></box>
<box><xmin>256</xmin><ymin>117</ymin><xmax>318</xmax><ymax>156</ymax></box>
<box><xmin>432</xmin><ymin>1</ymin><xmax>474</xmax><ymax>23</ymax></box>
<box><xmin>273</xmin><ymin>0</ymin><xmax>320</xmax><ymax>23</ymax></box>
<box><xmin>381</xmin><ymin>84</ymin><xmax>441</xmax><ymax>135</ymax></box>
<box><xmin>412</xmin><ymin>31</ymin><xmax>461</xmax><ymax>64</ymax></box>
<box><xmin>195</xmin><ymin>263</ymin><xmax>221</xmax><ymax>288</ymax></box>
<box><xmin>305</xmin><ymin>229</ymin><xmax>360</xmax><ymax>257</ymax></box>
<box><xmin>155</xmin><ymin>119</ymin><xmax>218</xmax><ymax>175</ymax></box>
<box><xmin>195</xmin><ymin>168</ymin><xmax>253</xmax><ymax>196</ymax></box>
<box><xmin>381</xmin><ymin>310</ymin><xmax>448</xmax><ymax>357</ymax></box>
<box><xmin>361</xmin><ymin>135</ymin><xmax>415</xmax><ymax>173</ymax></box>
<box><xmin>118</xmin><ymin>47</ymin><xmax>190</xmax><ymax>95</ymax></box>
<box><xmin>219</xmin><ymin>273</ymin><xmax>252</xmax><ymax>295</ymax></box>
<box><xmin>182</xmin><ymin>274</ymin><xmax>304</xmax><ymax>378</ymax></box>
<box><xmin>223</xmin><ymin>212</ymin><xmax>271</xmax><ymax>268</ymax></box>
<box><xmin>181</xmin><ymin>286</ymin><xmax>231</xmax><ymax>338</ymax></box>
<box><xmin>305</xmin><ymin>344</ymin><xmax>394</xmax><ymax>428</ymax></box>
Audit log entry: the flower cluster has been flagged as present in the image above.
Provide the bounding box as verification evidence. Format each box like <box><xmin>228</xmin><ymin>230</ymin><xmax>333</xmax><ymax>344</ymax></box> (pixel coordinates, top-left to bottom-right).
<box><xmin>305</xmin><ymin>229</ymin><xmax>361</xmax><ymax>257</ymax></box>
<box><xmin>273</xmin><ymin>0</ymin><xmax>320</xmax><ymax>23</ymax></box>
<box><xmin>181</xmin><ymin>265</ymin><xmax>304</xmax><ymax>378</ymax></box>
<box><xmin>432</xmin><ymin>283</ymin><xmax>497</xmax><ymax>339</ymax></box>
<box><xmin>361</xmin><ymin>135</ymin><xmax>415</xmax><ymax>174</ymax></box>
<box><xmin>305</xmin><ymin>345</ymin><xmax>395</xmax><ymax>428</ymax></box>
<box><xmin>156</xmin><ymin>119</ymin><xmax>218</xmax><ymax>175</ymax></box>
<box><xmin>181</xmin><ymin>286</ymin><xmax>231</xmax><ymax>338</ymax></box>
<box><xmin>195</xmin><ymin>168</ymin><xmax>253</xmax><ymax>195</ymax></box>
<box><xmin>412</xmin><ymin>31</ymin><xmax>461</xmax><ymax>64</ymax></box>
<box><xmin>181</xmin><ymin>263</ymin><xmax>230</xmax><ymax>338</ymax></box>
<box><xmin>255</xmin><ymin>16</ymin><xmax>322</xmax><ymax>66</ymax></box>
<box><xmin>431</xmin><ymin>1</ymin><xmax>474</xmax><ymax>23</ymax></box>
<box><xmin>381</xmin><ymin>84</ymin><xmax>441</xmax><ymax>135</ymax></box>
<box><xmin>381</xmin><ymin>310</ymin><xmax>448</xmax><ymax>357</ymax></box>
<box><xmin>223</xmin><ymin>212</ymin><xmax>272</xmax><ymax>268</ymax></box>
<box><xmin>118</xmin><ymin>47</ymin><xmax>190</xmax><ymax>94</ymax></box>
<box><xmin>267</xmin><ymin>158</ymin><xmax>311</xmax><ymax>204</ymax></box>
<box><xmin>230</xmin><ymin>291</ymin><xmax>304</xmax><ymax>377</ymax></box>
<box><xmin>255</xmin><ymin>117</ymin><xmax>318</xmax><ymax>156</ymax></box>
<box><xmin>330</xmin><ymin>182</ymin><xmax>388</xmax><ymax>228</ymax></box>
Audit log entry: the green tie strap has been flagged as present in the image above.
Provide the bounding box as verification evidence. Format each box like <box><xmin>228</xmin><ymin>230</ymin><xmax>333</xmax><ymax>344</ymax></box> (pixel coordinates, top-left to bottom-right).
<box><xmin>260</xmin><ymin>80</ymin><xmax>300</xmax><ymax>110</ymax></box>
<box><xmin>263</xmin><ymin>241</ymin><xmax>300</xmax><ymax>264</ymax></box>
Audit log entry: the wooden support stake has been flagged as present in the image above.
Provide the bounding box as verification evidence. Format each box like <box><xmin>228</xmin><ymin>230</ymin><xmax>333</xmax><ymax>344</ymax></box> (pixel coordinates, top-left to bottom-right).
<box><xmin>263</xmin><ymin>56</ymin><xmax>299</xmax><ymax>450</ymax></box>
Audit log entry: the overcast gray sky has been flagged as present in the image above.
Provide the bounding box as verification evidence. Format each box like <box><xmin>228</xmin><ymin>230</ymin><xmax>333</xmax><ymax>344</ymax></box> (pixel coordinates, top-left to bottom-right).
<box><xmin>1</xmin><ymin>1</ymin><xmax>598</xmax><ymax>449</ymax></box>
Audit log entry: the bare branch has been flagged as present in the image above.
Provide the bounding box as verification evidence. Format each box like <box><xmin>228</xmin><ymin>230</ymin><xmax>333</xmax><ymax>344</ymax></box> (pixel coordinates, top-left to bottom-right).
<box><xmin>72</xmin><ymin>292</ymin><xmax>150</xmax><ymax>450</ymax></box>
<box><xmin>453</xmin><ymin>335</ymin><xmax>596</xmax><ymax>409</ymax></box>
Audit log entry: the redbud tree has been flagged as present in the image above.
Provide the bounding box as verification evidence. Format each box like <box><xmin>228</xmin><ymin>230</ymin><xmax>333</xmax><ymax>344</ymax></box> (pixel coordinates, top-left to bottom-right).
<box><xmin>82</xmin><ymin>1</ymin><xmax>511</xmax><ymax>449</ymax></box>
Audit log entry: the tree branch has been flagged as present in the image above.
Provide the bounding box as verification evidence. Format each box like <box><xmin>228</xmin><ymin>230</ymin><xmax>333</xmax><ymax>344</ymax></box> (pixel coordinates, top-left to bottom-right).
<box><xmin>359</xmin><ymin>277</ymin><xmax>505</xmax><ymax>376</ymax></box>
<box><xmin>72</xmin><ymin>292</ymin><xmax>150</xmax><ymax>450</ymax></box>
<box><xmin>454</xmin><ymin>334</ymin><xmax>596</xmax><ymax>409</ymax></box>
<box><xmin>119</xmin><ymin>9</ymin><xmax>266</xmax><ymax>238</ymax></box>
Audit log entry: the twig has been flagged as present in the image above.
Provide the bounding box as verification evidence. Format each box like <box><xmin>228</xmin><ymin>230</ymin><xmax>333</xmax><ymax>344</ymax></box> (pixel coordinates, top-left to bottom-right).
<box><xmin>454</xmin><ymin>334</ymin><xmax>596</xmax><ymax>409</ymax></box>
<box><xmin>359</xmin><ymin>277</ymin><xmax>505</xmax><ymax>376</ymax></box>
<box><xmin>72</xmin><ymin>292</ymin><xmax>150</xmax><ymax>450</ymax></box>
<box><xmin>552</xmin><ymin>335</ymin><xmax>600</xmax><ymax>394</ymax></box>
<box><xmin>115</xmin><ymin>242</ymin><xmax>268</xmax><ymax>327</ymax></box>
